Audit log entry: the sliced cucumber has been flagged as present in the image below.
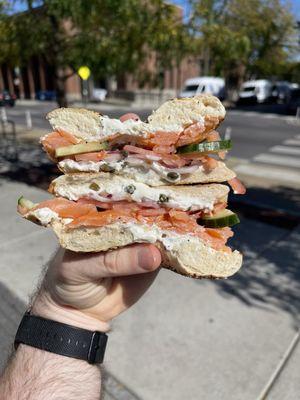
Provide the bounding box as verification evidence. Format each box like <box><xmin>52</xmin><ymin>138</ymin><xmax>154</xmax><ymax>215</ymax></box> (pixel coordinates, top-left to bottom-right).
<box><xmin>200</xmin><ymin>209</ymin><xmax>240</xmax><ymax>228</ymax></box>
<box><xmin>18</xmin><ymin>196</ymin><xmax>36</xmax><ymax>210</ymax></box>
<box><xmin>55</xmin><ymin>141</ymin><xmax>109</xmax><ymax>158</ymax></box>
<box><xmin>177</xmin><ymin>140</ymin><xmax>232</xmax><ymax>155</ymax></box>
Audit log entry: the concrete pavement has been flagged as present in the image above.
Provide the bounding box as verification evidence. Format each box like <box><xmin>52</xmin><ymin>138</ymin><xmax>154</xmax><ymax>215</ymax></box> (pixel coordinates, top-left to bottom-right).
<box><xmin>0</xmin><ymin>176</ymin><xmax>299</xmax><ymax>399</ymax></box>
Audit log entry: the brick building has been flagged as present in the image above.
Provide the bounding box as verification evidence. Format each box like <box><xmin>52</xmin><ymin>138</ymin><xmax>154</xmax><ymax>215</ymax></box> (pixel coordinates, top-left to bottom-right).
<box><xmin>0</xmin><ymin>5</ymin><xmax>200</xmax><ymax>102</ymax></box>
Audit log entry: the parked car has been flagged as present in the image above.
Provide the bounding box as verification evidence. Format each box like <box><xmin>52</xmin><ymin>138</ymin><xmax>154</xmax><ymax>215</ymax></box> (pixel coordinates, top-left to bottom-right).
<box><xmin>238</xmin><ymin>80</ymin><xmax>273</xmax><ymax>104</ymax></box>
<box><xmin>0</xmin><ymin>90</ymin><xmax>16</xmax><ymax>107</ymax></box>
<box><xmin>35</xmin><ymin>90</ymin><xmax>56</xmax><ymax>101</ymax></box>
<box><xmin>287</xmin><ymin>88</ymin><xmax>300</xmax><ymax>114</ymax></box>
<box><xmin>91</xmin><ymin>88</ymin><xmax>107</xmax><ymax>102</ymax></box>
<box><xmin>270</xmin><ymin>81</ymin><xmax>292</xmax><ymax>104</ymax></box>
<box><xmin>179</xmin><ymin>77</ymin><xmax>225</xmax><ymax>100</ymax></box>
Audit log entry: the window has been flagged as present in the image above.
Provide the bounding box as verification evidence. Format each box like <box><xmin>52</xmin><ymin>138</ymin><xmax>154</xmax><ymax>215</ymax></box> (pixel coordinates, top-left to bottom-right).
<box><xmin>184</xmin><ymin>84</ymin><xmax>199</xmax><ymax>91</ymax></box>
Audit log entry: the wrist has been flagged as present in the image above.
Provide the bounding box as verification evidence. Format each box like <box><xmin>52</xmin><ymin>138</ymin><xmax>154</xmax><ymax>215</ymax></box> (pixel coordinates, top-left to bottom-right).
<box><xmin>32</xmin><ymin>291</ymin><xmax>110</xmax><ymax>333</ymax></box>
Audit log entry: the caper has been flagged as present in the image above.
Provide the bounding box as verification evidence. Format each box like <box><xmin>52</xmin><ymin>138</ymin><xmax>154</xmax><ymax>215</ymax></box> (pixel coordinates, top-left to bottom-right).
<box><xmin>100</xmin><ymin>163</ymin><xmax>115</xmax><ymax>172</ymax></box>
<box><xmin>167</xmin><ymin>172</ymin><xmax>179</xmax><ymax>180</ymax></box>
<box><xmin>159</xmin><ymin>193</ymin><xmax>169</xmax><ymax>203</ymax></box>
<box><xmin>121</xmin><ymin>150</ymin><xmax>129</xmax><ymax>158</ymax></box>
<box><xmin>125</xmin><ymin>184</ymin><xmax>136</xmax><ymax>194</ymax></box>
<box><xmin>89</xmin><ymin>182</ymin><xmax>100</xmax><ymax>191</ymax></box>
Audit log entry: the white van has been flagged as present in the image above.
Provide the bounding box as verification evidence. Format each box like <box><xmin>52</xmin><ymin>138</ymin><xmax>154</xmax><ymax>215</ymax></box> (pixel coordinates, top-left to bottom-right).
<box><xmin>238</xmin><ymin>80</ymin><xmax>273</xmax><ymax>103</ymax></box>
<box><xmin>179</xmin><ymin>77</ymin><xmax>225</xmax><ymax>99</ymax></box>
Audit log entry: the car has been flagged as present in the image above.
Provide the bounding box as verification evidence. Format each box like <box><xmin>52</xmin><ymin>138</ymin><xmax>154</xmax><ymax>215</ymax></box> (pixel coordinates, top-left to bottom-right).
<box><xmin>238</xmin><ymin>80</ymin><xmax>273</xmax><ymax>104</ymax></box>
<box><xmin>270</xmin><ymin>81</ymin><xmax>292</xmax><ymax>104</ymax></box>
<box><xmin>35</xmin><ymin>90</ymin><xmax>56</xmax><ymax>101</ymax></box>
<box><xmin>0</xmin><ymin>91</ymin><xmax>16</xmax><ymax>107</ymax></box>
<box><xmin>179</xmin><ymin>77</ymin><xmax>225</xmax><ymax>100</ymax></box>
<box><xmin>287</xmin><ymin>88</ymin><xmax>300</xmax><ymax>114</ymax></box>
<box><xmin>91</xmin><ymin>88</ymin><xmax>107</xmax><ymax>102</ymax></box>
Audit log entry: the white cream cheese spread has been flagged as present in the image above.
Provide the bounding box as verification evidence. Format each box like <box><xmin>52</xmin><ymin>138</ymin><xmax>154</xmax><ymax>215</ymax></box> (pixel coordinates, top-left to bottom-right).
<box><xmin>28</xmin><ymin>208</ymin><xmax>60</xmax><ymax>225</ymax></box>
<box><xmin>98</xmin><ymin>116</ymin><xmax>190</xmax><ymax>139</ymax></box>
<box><xmin>28</xmin><ymin>209</ymin><xmax>200</xmax><ymax>251</ymax></box>
<box><xmin>54</xmin><ymin>176</ymin><xmax>215</xmax><ymax>211</ymax></box>
<box><xmin>58</xmin><ymin>159</ymin><xmax>203</xmax><ymax>185</ymax></box>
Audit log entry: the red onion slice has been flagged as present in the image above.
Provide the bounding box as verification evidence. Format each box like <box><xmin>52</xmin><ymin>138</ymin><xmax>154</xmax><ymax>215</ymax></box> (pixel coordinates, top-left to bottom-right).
<box><xmin>165</xmin><ymin>165</ymin><xmax>199</xmax><ymax>174</ymax></box>
<box><xmin>126</xmin><ymin>156</ymin><xmax>146</xmax><ymax>166</ymax></box>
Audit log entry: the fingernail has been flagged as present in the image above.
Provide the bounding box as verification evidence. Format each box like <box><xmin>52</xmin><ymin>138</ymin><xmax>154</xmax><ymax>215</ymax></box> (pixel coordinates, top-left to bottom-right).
<box><xmin>138</xmin><ymin>246</ymin><xmax>157</xmax><ymax>271</ymax></box>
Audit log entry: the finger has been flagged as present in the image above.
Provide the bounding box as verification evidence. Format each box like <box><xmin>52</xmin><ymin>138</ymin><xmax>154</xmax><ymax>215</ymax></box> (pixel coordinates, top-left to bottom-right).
<box><xmin>61</xmin><ymin>243</ymin><xmax>161</xmax><ymax>280</ymax></box>
<box><xmin>119</xmin><ymin>112</ymin><xmax>140</xmax><ymax>122</ymax></box>
<box><xmin>80</xmin><ymin>270</ymin><xmax>160</xmax><ymax>322</ymax></box>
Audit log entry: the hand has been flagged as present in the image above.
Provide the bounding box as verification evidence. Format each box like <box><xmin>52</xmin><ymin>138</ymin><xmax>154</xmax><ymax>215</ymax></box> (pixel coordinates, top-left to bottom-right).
<box><xmin>32</xmin><ymin>244</ymin><xmax>161</xmax><ymax>332</ymax></box>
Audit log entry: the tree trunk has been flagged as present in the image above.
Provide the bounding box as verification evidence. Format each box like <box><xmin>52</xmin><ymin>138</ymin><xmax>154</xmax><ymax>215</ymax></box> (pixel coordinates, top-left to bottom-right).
<box><xmin>54</xmin><ymin>69</ymin><xmax>68</xmax><ymax>108</ymax></box>
<box><xmin>225</xmin><ymin>62</ymin><xmax>246</xmax><ymax>103</ymax></box>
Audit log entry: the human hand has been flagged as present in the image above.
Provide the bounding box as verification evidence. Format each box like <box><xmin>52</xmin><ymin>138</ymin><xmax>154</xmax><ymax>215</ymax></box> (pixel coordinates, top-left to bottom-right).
<box><xmin>32</xmin><ymin>244</ymin><xmax>161</xmax><ymax>332</ymax></box>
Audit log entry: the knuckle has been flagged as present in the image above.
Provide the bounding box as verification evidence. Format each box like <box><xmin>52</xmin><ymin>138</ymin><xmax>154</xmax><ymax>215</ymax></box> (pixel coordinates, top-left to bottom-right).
<box><xmin>103</xmin><ymin>250</ymin><xmax>120</xmax><ymax>274</ymax></box>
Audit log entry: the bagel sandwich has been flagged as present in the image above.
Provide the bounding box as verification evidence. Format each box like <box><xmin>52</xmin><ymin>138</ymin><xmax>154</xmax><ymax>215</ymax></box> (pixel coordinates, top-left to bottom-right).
<box><xmin>18</xmin><ymin>175</ymin><xmax>243</xmax><ymax>279</ymax></box>
<box><xmin>42</xmin><ymin>95</ymin><xmax>237</xmax><ymax>186</ymax></box>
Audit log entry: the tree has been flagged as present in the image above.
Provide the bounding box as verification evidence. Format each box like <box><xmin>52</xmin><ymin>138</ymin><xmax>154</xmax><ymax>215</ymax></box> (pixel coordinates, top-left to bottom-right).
<box><xmin>0</xmin><ymin>0</ymin><xmax>187</xmax><ymax>106</ymax></box>
<box><xmin>189</xmin><ymin>0</ymin><xmax>297</xmax><ymax>100</ymax></box>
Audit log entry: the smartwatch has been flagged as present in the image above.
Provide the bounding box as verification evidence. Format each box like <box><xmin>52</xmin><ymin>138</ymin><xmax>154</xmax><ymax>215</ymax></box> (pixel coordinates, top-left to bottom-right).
<box><xmin>14</xmin><ymin>312</ymin><xmax>108</xmax><ymax>364</ymax></box>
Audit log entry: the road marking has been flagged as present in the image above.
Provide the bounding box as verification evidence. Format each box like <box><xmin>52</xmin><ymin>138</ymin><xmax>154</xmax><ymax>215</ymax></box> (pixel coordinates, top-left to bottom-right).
<box><xmin>235</xmin><ymin>163</ymin><xmax>300</xmax><ymax>184</ymax></box>
<box><xmin>269</xmin><ymin>145</ymin><xmax>300</xmax><ymax>156</ymax></box>
<box><xmin>253</xmin><ymin>153</ymin><xmax>300</xmax><ymax>168</ymax></box>
<box><xmin>283</xmin><ymin>139</ymin><xmax>300</xmax><ymax>146</ymax></box>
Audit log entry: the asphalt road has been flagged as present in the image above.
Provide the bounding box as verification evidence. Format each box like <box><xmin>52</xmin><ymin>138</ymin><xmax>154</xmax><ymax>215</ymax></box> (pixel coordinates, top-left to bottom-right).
<box><xmin>3</xmin><ymin>101</ymin><xmax>299</xmax><ymax>162</ymax></box>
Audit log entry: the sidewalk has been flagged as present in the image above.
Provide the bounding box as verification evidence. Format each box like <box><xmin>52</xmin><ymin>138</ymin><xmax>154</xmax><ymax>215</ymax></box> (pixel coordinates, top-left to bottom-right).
<box><xmin>0</xmin><ymin>176</ymin><xmax>299</xmax><ymax>399</ymax></box>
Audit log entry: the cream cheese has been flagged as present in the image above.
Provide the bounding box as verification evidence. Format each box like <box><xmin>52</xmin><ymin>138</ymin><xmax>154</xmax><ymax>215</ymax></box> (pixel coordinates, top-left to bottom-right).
<box><xmin>54</xmin><ymin>176</ymin><xmax>215</xmax><ymax>211</ymax></box>
<box><xmin>58</xmin><ymin>159</ymin><xmax>201</xmax><ymax>185</ymax></box>
<box><xmin>29</xmin><ymin>209</ymin><xmax>199</xmax><ymax>251</ymax></box>
<box><xmin>109</xmin><ymin>221</ymin><xmax>199</xmax><ymax>251</ymax></box>
<box><xmin>28</xmin><ymin>207</ymin><xmax>74</xmax><ymax>226</ymax></box>
<box><xmin>28</xmin><ymin>207</ymin><xmax>59</xmax><ymax>225</ymax></box>
<box><xmin>99</xmin><ymin>116</ymin><xmax>185</xmax><ymax>139</ymax></box>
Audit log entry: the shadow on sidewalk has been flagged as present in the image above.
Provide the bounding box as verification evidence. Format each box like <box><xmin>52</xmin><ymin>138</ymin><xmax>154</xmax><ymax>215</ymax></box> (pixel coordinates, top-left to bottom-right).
<box><xmin>0</xmin><ymin>142</ymin><xmax>60</xmax><ymax>190</ymax></box>
<box><xmin>211</xmin><ymin>185</ymin><xmax>300</xmax><ymax>329</ymax></box>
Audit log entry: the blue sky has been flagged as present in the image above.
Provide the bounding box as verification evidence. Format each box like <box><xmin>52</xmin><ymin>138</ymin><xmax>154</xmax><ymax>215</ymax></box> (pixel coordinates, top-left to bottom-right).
<box><xmin>11</xmin><ymin>0</ymin><xmax>300</xmax><ymax>19</ymax></box>
<box><xmin>171</xmin><ymin>0</ymin><xmax>300</xmax><ymax>20</ymax></box>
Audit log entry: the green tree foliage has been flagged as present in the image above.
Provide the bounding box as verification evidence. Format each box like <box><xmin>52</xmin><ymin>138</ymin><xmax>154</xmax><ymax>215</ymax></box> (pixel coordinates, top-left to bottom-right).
<box><xmin>190</xmin><ymin>0</ymin><xmax>297</xmax><ymax>97</ymax></box>
<box><xmin>0</xmin><ymin>0</ymin><xmax>187</xmax><ymax>106</ymax></box>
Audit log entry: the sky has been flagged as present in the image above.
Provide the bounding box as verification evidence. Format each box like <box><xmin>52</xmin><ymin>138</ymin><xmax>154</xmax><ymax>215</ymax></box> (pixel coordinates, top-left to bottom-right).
<box><xmin>11</xmin><ymin>0</ymin><xmax>300</xmax><ymax>20</ymax></box>
<box><xmin>171</xmin><ymin>0</ymin><xmax>300</xmax><ymax>20</ymax></box>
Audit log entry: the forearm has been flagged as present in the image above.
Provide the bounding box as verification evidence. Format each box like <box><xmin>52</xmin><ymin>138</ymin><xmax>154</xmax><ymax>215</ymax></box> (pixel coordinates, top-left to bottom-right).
<box><xmin>0</xmin><ymin>344</ymin><xmax>101</xmax><ymax>400</ymax></box>
<box><xmin>0</xmin><ymin>288</ymin><xmax>104</xmax><ymax>400</ymax></box>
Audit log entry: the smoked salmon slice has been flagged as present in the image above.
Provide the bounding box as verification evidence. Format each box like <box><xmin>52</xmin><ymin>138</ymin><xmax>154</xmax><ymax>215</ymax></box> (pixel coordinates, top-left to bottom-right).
<box><xmin>28</xmin><ymin>197</ymin><xmax>232</xmax><ymax>252</ymax></box>
<box><xmin>34</xmin><ymin>197</ymin><xmax>97</xmax><ymax>218</ymax></box>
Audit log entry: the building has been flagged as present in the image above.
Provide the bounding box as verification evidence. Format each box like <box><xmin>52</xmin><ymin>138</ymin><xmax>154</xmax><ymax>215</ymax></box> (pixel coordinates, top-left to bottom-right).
<box><xmin>0</xmin><ymin>4</ymin><xmax>200</xmax><ymax>103</ymax></box>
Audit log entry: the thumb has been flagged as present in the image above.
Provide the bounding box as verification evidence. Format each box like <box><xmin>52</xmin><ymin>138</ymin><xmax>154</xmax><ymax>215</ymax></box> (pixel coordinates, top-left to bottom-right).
<box><xmin>63</xmin><ymin>244</ymin><xmax>162</xmax><ymax>280</ymax></box>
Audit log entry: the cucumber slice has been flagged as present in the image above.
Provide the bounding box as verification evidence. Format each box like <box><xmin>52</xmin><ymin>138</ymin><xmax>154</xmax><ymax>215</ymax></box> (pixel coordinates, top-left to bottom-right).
<box><xmin>177</xmin><ymin>140</ymin><xmax>232</xmax><ymax>155</ymax></box>
<box><xmin>18</xmin><ymin>196</ymin><xmax>36</xmax><ymax>210</ymax></box>
<box><xmin>55</xmin><ymin>141</ymin><xmax>109</xmax><ymax>158</ymax></box>
<box><xmin>200</xmin><ymin>209</ymin><xmax>240</xmax><ymax>228</ymax></box>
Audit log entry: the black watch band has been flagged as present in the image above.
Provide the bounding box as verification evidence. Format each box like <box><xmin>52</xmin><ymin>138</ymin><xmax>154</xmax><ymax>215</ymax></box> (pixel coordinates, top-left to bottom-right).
<box><xmin>14</xmin><ymin>313</ymin><xmax>108</xmax><ymax>364</ymax></box>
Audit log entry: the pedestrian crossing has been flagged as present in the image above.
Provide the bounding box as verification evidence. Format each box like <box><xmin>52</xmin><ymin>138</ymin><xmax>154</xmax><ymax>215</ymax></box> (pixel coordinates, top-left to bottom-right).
<box><xmin>235</xmin><ymin>134</ymin><xmax>300</xmax><ymax>185</ymax></box>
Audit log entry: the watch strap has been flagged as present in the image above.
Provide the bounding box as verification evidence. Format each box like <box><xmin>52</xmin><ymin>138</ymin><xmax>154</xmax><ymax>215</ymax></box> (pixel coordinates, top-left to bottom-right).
<box><xmin>15</xmin><ymin>313</ymin><xmax>108</xmax><ymax>364</ymax></box>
